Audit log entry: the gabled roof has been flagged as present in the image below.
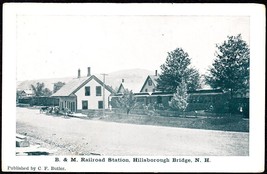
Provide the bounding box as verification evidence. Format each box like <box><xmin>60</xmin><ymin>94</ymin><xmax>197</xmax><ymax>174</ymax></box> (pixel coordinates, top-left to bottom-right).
<box><xmin>149</xmin><ymin>75</ymin><xmax>159</xmax><ymax>87</ymax></box>
<box><xmin>117</xmin><ymin>83</ymin><xmax>126</xmax><ymax>93</ymax></box>
<box><xmin>117</xmin><ymin>82</ymin><xmax>137</xmax><ymax>93</ymax></box>
<box><xmin>22</xmin><ymin>89</ymin><xmax>34</xmax><ymax>95</ymax></box>
<box><xmin>51</xmin><ymin>75</ymin><xmax>114</xmax><ymax>97</ymax></box>
<box><xmin>139</xmin><ymin>75</ymin><xmax>159</xmax><ymax>92</ymax></box>
<box><xmin>116</xmin><ymin>81</ymin><xmax>142</xmax><ymax>93</ymax></box>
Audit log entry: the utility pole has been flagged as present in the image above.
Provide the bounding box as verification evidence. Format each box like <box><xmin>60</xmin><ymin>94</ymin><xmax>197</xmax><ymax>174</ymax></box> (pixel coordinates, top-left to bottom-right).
<box><xmin>101</xmin><ymin>73</ymin><xmax>108</xmax><ymax>116</ymax></box>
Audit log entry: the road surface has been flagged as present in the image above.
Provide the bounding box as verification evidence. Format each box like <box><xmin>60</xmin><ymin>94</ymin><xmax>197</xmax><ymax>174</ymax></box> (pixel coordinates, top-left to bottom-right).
<box><xmin>16</xmin><ymin>107</ymin><xmax>249</xmax><ymax>156</ymax></box>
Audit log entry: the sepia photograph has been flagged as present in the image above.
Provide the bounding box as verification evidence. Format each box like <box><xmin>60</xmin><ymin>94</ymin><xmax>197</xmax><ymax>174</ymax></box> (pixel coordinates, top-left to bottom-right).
<box><xmin>2</xmin><ymin>3</ymin><xmax>265</xmax><ymax>172</ymax></box>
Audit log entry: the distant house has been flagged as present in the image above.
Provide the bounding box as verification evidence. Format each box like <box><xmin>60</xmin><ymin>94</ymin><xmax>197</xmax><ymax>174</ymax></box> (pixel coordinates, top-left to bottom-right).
<box><xmin>116</xmin><ymin>79</ymin><xmax>128</xmax><ymax>94</ymax></box>
<box><xmin>110</xmin><ymin>70</ymin><xmax>173</xmax><ymax>109</ymax></box>
<box><xmin>18</xmin><ymin>89</ymin><xmax>35</xmax><ymax>98</ymax></box>
<box><xmin>133</xmin><ymin>70</ymin><xmax>172</xmax><ymax>108</ymax></box>
<box><xmin>139</xmin><ymin>70</ymin><xmax>159</xmax><ymax>93</ymax></box>
<box><xmin>114</xmin><ymin>77</ymin><xmax>144</xmax><ymax>94</ymax></box>
<box><xmin>52</xmin><ymin>67</ymin><xmax>114</xmax><ymax>112</ymax></box>
<box><xmin>110</xmin><ymin>78</ymin><xmax>137</xmax><ymax>107</ymax></box>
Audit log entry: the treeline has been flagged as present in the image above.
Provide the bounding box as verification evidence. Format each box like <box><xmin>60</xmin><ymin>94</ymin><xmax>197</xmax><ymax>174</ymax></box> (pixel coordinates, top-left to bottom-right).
<box><xmin>17</xmin><ymin>97</ymin><xmax>59</xmax><ymax>106</ymax></box>
<box><xmin>114</xmin><ymin>34</ymin><xmax>249</xmax><ymax>117</ymax></box>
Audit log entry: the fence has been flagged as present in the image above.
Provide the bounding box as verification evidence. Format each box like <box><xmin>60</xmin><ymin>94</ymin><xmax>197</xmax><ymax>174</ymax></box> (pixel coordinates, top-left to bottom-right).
<box><xmin>95</xmin><ymin>109</ymin><xmax>244</xmax><ymax>119</ymax></box>
<box><xmin>81</xmin><ymin>108</ymin><xmax>235</xmax><ymax>118</ymax></box>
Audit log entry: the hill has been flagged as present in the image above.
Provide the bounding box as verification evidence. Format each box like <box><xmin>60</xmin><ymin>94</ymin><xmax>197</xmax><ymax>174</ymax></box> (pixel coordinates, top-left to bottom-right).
<box><xmin>102</xmin><ymin>69</ymin><xmax>154</xmax><ymax>93</ymax></box>
<box><xmin>17</xmin><ymin>77</ymin><xmax>74</xmax><ymax>92</ymax></box>
<box><xmin>17</xmin><ymin>69</ymin><xmax>154</xmax><ymax>93</ymax></box>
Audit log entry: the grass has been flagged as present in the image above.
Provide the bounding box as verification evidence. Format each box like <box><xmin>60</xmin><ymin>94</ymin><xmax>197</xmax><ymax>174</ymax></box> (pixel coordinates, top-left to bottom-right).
<box><xmin>25</xmin><ymin>106</ymin><xmax>249</xmax><ymax>132</ymax></box>
<box><xmin>88</xmin><ymin>112</ymin><xmax>249</xmax><ymax>132</ymax></box>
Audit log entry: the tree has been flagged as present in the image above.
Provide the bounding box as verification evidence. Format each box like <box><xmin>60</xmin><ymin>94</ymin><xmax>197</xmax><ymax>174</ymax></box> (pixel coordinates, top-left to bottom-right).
<box><xmin>16</xmin><ymin>90</ymin><xmax>22</xmax><ymax>102</ymax></box>
<box><xmin>169</xmin><ymin>80</ymin><xmax>188</xmax><ymax>114</ymax></box>
<box><xmin>186</xmin><ymin>68</ymin><xmax>201</xmax><ymax>91</ymax></box>
<box><xmin>53</xmin><ymin>81</ymin><xmax>65</xmax><ymax>93</ymax></box>
<box><xmin>205</xmin><ymin>34</ymin><xmax>250</xmax><ymax>99</ymax></box>
<box><xmin>115</xmin><ymin>89</ymin><xmax>138</xmax><ymax>115</ymax></box>
<box><xmin>31</xmin><ymin>82</ymin><xmax>52</xmax><ymax>97</ymax></box>
<box><xmin>43</xmin><ymin>88</ymin><xmax>52</xmax><ymax>97</ymax></box>
<box><xmin>157</xmin><ymin>48</ymin><xmax>201</xmax><ymax>92</ymax></box>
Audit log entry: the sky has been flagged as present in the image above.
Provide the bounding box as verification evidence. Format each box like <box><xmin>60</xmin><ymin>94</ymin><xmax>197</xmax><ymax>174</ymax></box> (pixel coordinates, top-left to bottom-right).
<box><xmin>16</xmin><ymin>15</ymin><xmax>249</xmax><ymax>81</ymax></box>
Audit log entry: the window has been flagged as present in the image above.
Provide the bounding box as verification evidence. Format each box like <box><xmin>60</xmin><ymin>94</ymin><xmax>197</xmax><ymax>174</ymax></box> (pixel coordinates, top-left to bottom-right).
<box><xmin>157</xmin><ymin>96</ymin><xmax>162</xmax><ymax>103</ymax></box>
<box><xmin>82</xmin><ymin>100</ymin><xmax>88</xmax><ymax>110</ymax></box>
<box><xmin>148</xmin><ymin>79</ymin><xmax>152</xmax><ymax>86</ymax></box>
<box><xmin>71</xmin><ymin>102</ymin><xmax>75</xmax><ymax>112</ymax></box>
<box><xmin>96</xmin><ymin>86</ymin><xmax>102</xmax><ymax>96</ymax></box>
<box><xmin>85</xmin><ymin>86</ymin><xmax>90</xmax><ymax>96</ymax></box>
<box><xmin>136</xmin><ymin>98</ymin><xmax>144</xmax><ymax>102</ymax></box>
<box><xmin>98</xmin><ymin>101</ymin><xmax>103</xmax><ymax>109</ymax></box>
<box><xmin>145</xmin><ymin>89</ymin><xmax>148</xmax><ymax>92</ymax></box>
<box><xmin>153</xmin><ymin>88</ymin><xmax>156</xmax><ymax>92</ymax></box>
<box><xmin>196</xmin><ymin>96</ymin><xmax>200</xmax><ymax>103</ymax></box>
<box><xmin>193</xmin><ymin>96</ymin><xmax>196</xmax><ymax>103</ymax></box>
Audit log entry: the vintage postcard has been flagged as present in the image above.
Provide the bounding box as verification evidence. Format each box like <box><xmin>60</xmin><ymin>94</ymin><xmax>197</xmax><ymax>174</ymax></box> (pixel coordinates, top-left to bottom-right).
<box><xmin>2</xmin><ymin>3</ymin><xmax>265</xmax><ymax>172</ymax></box>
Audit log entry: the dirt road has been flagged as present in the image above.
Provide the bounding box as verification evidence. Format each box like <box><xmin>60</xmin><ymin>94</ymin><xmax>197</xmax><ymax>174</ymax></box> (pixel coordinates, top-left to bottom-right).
<box><xmin>16</xmin><ymin>107</ymin><xmax>249</xmax><ymax>156</ymax></box>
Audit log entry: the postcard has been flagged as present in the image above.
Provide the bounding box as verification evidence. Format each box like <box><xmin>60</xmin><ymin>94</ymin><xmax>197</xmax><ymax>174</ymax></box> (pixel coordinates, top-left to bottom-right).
<box><xmin>2</xmin><ymin>3</ymin><xmax>265</xmax><ymax>172</ymax></box>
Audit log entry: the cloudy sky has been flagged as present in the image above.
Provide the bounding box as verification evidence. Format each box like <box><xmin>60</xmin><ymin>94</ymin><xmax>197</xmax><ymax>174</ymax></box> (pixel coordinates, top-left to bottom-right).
<box><xmin>16</xmin><ymin>14</ymin><xmax>249</xmax><ymax>81</ymax></box>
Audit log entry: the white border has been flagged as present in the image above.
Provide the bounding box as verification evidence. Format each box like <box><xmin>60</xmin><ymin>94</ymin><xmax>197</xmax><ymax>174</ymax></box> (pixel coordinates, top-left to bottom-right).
<box><xmin>2</xmin><ymin>3</ymin><xmax>265</xmax><ymax>172</ymax></box>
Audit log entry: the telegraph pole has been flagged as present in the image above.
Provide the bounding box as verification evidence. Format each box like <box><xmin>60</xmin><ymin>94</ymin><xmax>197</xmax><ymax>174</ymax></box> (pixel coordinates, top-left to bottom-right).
<box><xmin>101</xmin><ymin>73</ymin><xmax>108</xmax><ymax>116</ymax></box>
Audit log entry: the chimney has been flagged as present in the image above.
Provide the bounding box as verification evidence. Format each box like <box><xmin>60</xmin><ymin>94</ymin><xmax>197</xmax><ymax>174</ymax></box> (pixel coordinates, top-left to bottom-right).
<box><xmin>78</xmin><ymin>69</ymin><xmax>81</xmax><ymax>78</ymax></box>
<box><xmin>122</xmin><ymin>79</ymin><xmax>124</xmax><ymax>83</ymax></box>
<box><xmin>87</xmin><ymin>67</ymin><xmax>91</xmax><ymax>77</ymax></box>
<box><xmin>155</xmin><ymin>70</ymin><xmax>158</xmax><ymax>76</ymax></box>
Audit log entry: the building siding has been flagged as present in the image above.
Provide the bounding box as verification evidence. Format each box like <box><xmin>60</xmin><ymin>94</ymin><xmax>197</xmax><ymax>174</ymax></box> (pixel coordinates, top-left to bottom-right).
<box><xmin>57</xmin><ymin>96</ymin><xmax>76</xmax><ymax>112</ymax></box>
<box><xmin>140</xmin><ymin>77</ymin><xmax>156</xmax><ymax>93</ymax></box>
<box><xmin>74</xmin><ymin>78</ymin><xmax>111</xmax><ymax>110</ymax></box>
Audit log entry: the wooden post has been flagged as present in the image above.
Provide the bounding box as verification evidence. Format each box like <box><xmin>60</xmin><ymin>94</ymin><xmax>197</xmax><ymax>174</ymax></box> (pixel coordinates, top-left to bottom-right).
<box><xmin>101</xmin><ymin>73</ymin><xmax>108</xmax><ymax>116</ymax></box>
